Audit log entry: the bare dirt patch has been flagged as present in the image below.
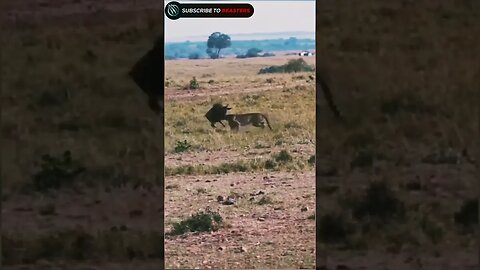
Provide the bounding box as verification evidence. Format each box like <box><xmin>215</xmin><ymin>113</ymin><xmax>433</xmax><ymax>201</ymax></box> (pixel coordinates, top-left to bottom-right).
<box><xmin>166</xmin><ymin>143</ymin><xmax>314</xmax><ymax>167</ymax></box>
<box><xmin>164</xmin><ymin>171</ymin><xmax>315</xmax><ymax>269</ymax></box>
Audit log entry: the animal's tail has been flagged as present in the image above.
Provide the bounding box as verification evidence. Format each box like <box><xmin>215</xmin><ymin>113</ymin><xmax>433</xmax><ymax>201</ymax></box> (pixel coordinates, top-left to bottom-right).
<box><xmin>261</xmin><ymin>114</ymin><xmax>273</xmax><ymax>130</ymax></box>
<box><xmin>317</xmin><ymin>73</ymin><xmax>342</xmax><ymax>119</ymax></box>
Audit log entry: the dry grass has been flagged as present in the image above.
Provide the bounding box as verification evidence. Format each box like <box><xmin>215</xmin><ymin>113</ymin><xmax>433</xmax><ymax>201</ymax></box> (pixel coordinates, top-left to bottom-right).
<box><xmin>1</xmin><ymin>0</ymin><xmax>479</xmax><ymax>269</ymax></box>
<box><xmin>163</xmin><ymin>53</ymin><xmax>316</xmax><ymax>268</ymax></box>
<box><xmin>2</xmin><ymin>1</ymin><xmax>166</xmax><ymax>269</ymax></box>
<box><xmin>314</xmin><ymin>0</ymin><xmax>479</xmax><ymax>269</ymax></box>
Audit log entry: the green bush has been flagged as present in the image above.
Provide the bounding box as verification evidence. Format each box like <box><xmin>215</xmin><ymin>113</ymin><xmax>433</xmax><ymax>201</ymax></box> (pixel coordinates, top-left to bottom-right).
<box><xmin>169</xmin><ymin>209</ymin><xmax>223</xmax><ymax>236</ymax></box>
<box><xmin>259</xmin><ymin>58</ymin><xmax>314</xmax><ymax>74</ymax></box>
<box><xmin>31</xmin><ymin>151</ymin><xmax>86</xmax><ymax>191</ymax></box>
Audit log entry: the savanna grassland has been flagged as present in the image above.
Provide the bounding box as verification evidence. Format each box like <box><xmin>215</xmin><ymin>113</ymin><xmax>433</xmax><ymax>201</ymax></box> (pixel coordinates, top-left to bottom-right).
<box><xmin>163</xmin><ymin>56</ymin><xmax>316</xmax><ymax>269</ymax></box>
<box><xmin>1</xmin><ymin>1</ymin><xmax>316</xmax><ymax>270</ymax></box>
<box><xmin>1</xmin><ymin>0</ymin><xmax>479</xmax><ymax>270</ymax></box>
<box><xmin>2</xmin><ymin>1</ymin><xmax>167</xmax><ymax>269</ymax></box>
<box><xmin>314</xmin><ymin>1</ymin><xmax>479</xmax><ymax>269</ymax></box>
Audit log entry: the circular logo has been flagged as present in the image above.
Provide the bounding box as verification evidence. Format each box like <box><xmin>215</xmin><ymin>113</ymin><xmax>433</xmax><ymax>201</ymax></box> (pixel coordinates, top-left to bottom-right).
<box><xmin>166</xmin><ymin>2</ymin><xmax>181</xmax><ymax>20</ymax></box>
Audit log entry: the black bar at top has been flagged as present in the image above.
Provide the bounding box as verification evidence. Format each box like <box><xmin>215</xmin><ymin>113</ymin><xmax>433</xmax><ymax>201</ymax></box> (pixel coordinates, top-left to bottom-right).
<box><xmin>165</xmin><ymin>2</ymin><xmax>254</xmax><ymax>20</ymax></box>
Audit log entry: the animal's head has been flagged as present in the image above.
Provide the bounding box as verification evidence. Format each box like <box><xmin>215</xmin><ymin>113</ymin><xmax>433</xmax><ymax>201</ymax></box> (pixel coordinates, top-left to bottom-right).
<box><xmin>205</xmin><ymin>103</ymin><xmax>231</xmax><ymax>124</ymax></box>
<box><xmin>129</xmin><ymin>36</ymin><xmax>164</xmax><ymax>115</ymax></box>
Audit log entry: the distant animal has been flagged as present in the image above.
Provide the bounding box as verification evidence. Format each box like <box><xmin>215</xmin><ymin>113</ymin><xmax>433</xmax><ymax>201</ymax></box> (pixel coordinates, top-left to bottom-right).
<box><xmin>128</xmin><ymin>36</ymin><xmax>164</xmax><ymax>115</ymax></box>
<box><xmin>205</xmin><ymin>103</ymin><xmax>231</xmax><ymax>128</ymax></box>
<box><xmin>225</xmin><ymin>113</ymin><xmax>273</xmax><ymax>132</ymax></box>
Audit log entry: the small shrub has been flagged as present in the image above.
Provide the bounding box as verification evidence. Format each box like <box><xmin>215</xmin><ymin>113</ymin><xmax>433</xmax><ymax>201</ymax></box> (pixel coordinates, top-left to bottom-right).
<box><xmin>257</xmin><ymin>196</ymin><xmax>273</xmax><ymax>205</ymax></box>
<box><xmin>264</xmin><ymin>159</ymin><xmax>277</xmax><ymax>169</ymax></box>
<box><xmin>317</xmin><ymin>212</ymin><xmax>354</xmax><ymax>245</ymax></box>
<box><xmin>188</xmin><ymin>52</ymin><xmax>200</xmax><ymax>59</ymax></box>
<box><xmin>307</xmin><ymin>155</ymin><xmax>315</xmax><ymax>165</ymax></box>
<box><xmin>349</xmin><ymin>181</ymin><xmax>405</xmax><ymax>222</ymax></box>
<box><xmin>31</xmin><ymin>151</ymin><xmax>86</xmax><ymax>192</ymax></box>
<box><xmin>188</xmin><ymin>77</ymin><xmax>200</xmax><ymax>90</ymax></box>
<box><xmin>196</xmin><ymin>188</ymin><xmax>207</xmax><ymax>194</ymax></box>
<box><xmin>174</xmin><ymin>140</ymin><xmax>192</xmax><ymax>153</ymax></box>
<box><xmin>284</xmin><ymin>58</ymin><xmax>314</xmax><ymax>73</ymax></box>
<box><xmin>169</xmin><ymin>209</ymin><xmax>223</xmax><ymax>236</ymax></box>
<box><xmin>259</xmin><ymin>58</ymin><xmax>314</xmax><ymax>74</ymax></box>
<box><xmin>211</xmin><ymin>162</ymin><xmax>249</xmax><ymax>174</ymax></box>
<box><xmin>274</xmin><ymin>150</ymin><xmax>293</xmax><ymax>163</ymax></box>
<box><xmin>246</xmin><ymin>48</ymin><xmax>262</xmax><ymax>57</ymax></box>
<box><xmin>454</xmin><ymin>198</ymin><xmax>478</xmax><ymax>230</ymax></box>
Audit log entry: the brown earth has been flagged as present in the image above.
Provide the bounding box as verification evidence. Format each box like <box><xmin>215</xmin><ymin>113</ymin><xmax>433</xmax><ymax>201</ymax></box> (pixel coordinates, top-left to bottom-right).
<box><xmin>2</xmin><ymin>0</ymin><xmax>479</xmax><ymax>270</ymax></box>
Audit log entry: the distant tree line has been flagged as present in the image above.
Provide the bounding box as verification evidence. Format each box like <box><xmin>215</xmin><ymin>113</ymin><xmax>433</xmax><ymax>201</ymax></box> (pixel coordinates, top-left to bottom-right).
<box><xmin>165</xmin><ymin>33</ymin><xmax>314</xmax><ymax>60</ymax></box>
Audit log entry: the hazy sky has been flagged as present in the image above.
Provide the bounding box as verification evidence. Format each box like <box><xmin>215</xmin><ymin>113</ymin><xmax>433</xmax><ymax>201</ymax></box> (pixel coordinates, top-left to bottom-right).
<box><xmin>165</xmin><ymin>1</ymin><xmax>315</xmax><ymax>42</ymax></box>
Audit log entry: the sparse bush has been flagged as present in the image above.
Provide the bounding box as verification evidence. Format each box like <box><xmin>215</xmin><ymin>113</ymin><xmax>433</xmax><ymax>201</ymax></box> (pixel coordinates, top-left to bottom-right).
<box><xmin>317</xmin><ymin>212</ymin><xmax>354</xmax><ymax>245</ymax></box>
<box><xmin>257</xmin><ymin>195</ymin><xmax>273</xmax><ymax>205</ymax></box>
<box><xmin>259</xmin><ymin>58</ymin><xmax>314</xmax><ymax>74</ymax></box>
<box><xmin>259</xmin><ymin>65</ymin><xmax>285</xmax><ymax>74</ymax></box>
<box><xmin>454</xmin><ymin>198</ymin><xmax>478</xmax><ymax>230</ymax></box>
<box><xmin>246</xmin><ymin>48</ymin><xmax>262</xmax><ymax>57</ymax></box>
<box><xmin>274</xmin><ymin>150</ymin><xmax>293</xmax><ymax>163</ymax></box>
<box><xmin>188</xmin><ymin>52</ymin><xmax>201</xmax><ymax>59</ymax></box>
<box><xmin>284</xmin><ymin>58</ymin><xmax>314</xmax><ymax>73</ymax></box>
<box><xmin>188</xmin><ymin>76</ymin><xmax>200</xmax><ymax>90</ymax></box>
<box><xmin>348</xmin><ymin>181</ymin><xmax>405</xmax><ymax>223</ymax></box>
<box><xmin>308</xmin><ymin>155</ymin><xmax>315</xmax><ymax>165</ymax></box>
<box><xmin>169</xmin><ymin>209</ymin><xmax>223</xmax><ymax>236</ymax></box>
<box><xmin>31</xmin><ymin>151</ymin><xmax>86</xmax><ymax>192</ymax></box>
<box><xmin>237</xmin><ymin>48</ymin><xmax>264</xmax><ymax>58</ymax></box>
<box><xmin>174</xmin><ymin>140</ymin><xmax>192</xmax><ymax>153</ymax></box>
<box><xmin>264</xmin><ymin>159</ymin><xmax>277</xmax><ymax>169</ymax></box>
<box><xmin>196</xmin><ymin>188</ymin><xmax>207</xmax><ymax>194</ymax></box>
<box><xmin>211</xmin><ymin>162</ymin><xmax>249</xmax><ymax>174</ymax></box>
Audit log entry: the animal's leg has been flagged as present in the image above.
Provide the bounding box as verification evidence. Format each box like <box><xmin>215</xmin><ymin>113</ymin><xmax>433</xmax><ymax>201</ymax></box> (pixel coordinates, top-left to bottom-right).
<box><xmin>228</xmin><ymin>120</ymin><xmax>240</xmax><ymax>132</ymax></box>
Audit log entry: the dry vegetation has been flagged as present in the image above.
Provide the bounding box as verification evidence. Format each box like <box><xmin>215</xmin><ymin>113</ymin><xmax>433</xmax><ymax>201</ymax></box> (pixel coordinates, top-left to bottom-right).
<box><xmin>2</xmin><ymin>1</ymin><xmax>316</xmax><ymax>269</ymax></box>
<box><xmin>1</xmin><ymin>0</ymin><xmax>479</xmax><ymax>270</ymax></box>
<box><xmin>315</xmin><ymin>1</ymin><xmax>479</xmax><ymax>269</ymax></box>
<box><xmin>164</xmin><ymin>56</ymin><xmax>316</xmax><ymax>269</ymax></box>
<box><xmin>2</xmin><ymin>1</ymin><xmax>166</xmax><ymax>269</ymax></box>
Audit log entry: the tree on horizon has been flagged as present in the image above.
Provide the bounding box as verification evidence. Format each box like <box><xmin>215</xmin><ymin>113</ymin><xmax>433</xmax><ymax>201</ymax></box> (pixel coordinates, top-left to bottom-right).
<box><xmin>206</xmin><ymin>32</ymin><xmax>231</xmax><ymax>59</ymax></box>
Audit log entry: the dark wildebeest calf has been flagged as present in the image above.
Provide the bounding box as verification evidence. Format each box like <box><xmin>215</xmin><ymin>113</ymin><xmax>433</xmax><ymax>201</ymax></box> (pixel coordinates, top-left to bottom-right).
<box><xmin>205</xmin><ymin>103</ymin><xmax>231</xmax><ymax>128</ymax></box>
